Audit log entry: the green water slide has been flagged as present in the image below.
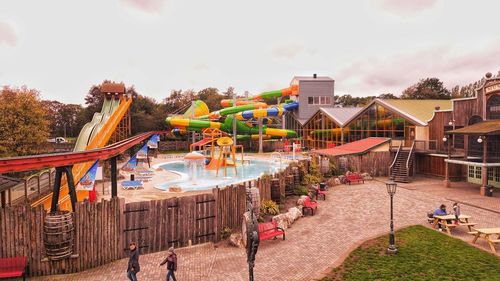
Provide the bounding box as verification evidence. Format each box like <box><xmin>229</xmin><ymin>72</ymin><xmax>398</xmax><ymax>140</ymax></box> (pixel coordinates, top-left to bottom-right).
<box><xmin>73</xmin><ymin>98</ymin><xmax>120</xmax><ymax>151</ymax></box>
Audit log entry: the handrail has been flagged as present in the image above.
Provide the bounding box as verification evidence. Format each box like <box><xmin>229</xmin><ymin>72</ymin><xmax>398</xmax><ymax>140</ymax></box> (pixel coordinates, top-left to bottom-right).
<box><xmin>389</xmin><ymin>142</ymin><xmax>402</xmax><ymax>176</ymax></box>
<box><xmin>406</xmin><ymin>141</ymin><xmax>416</xmax><ymax>178</ymax></box>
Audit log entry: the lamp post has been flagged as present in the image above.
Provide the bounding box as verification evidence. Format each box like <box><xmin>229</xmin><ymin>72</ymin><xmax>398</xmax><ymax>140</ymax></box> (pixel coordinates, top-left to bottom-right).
<box><xmin>442</xmin><ymin>135</ymin><xmax>451</xmax><ymax>188</ymax></box>
<box><xmin>386</xmin><ymin>177</ymin><xmax>398</xmax><ymax>254</ymax></box>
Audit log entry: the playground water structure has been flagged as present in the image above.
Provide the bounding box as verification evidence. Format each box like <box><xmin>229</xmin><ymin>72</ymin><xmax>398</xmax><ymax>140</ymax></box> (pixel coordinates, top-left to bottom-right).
<box><xmin>155</xmin><ymin>158</ymin><xmax>288</xmax><ymax>192</ymax></box>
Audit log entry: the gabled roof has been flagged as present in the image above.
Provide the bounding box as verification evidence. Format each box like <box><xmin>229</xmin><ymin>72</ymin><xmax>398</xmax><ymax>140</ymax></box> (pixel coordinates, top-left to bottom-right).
<box><xmin>448</xmin><ymin>120</ymin><xmax>500</xmax><ymax>135</ymax></box>
<box><xmin>0</xmin><ymin>175</ymin><xmax>22</xmax><ymax>192</ymax></box>
<box><xmin>291</xmin><ymin>111</ymin><xmax>310</xmax><ymax>125</ymax></box>
<box><xmin>319</xmin><ymin>107</ymin><xmax>363</xmax><ymax>127</ymax></box>
<box><xmin>311</xmin><ymin>137</ymin><xmax>390</xmax><ymax>157</ymax></box>
<box><xmin>342</xmin><ymin>99</ymin><xmax>453</xmax><ymax>127</ymax></box>
<box><xmin>292</xmin><ymin>76</ymin><xmax>334</xmax><ymax>82</ymax></box>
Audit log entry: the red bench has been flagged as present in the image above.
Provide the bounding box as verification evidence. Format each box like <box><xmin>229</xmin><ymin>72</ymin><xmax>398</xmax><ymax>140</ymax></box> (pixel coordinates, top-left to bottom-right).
<box><xmin>346</xmin><ymin>174</ymin><xmax>364</xmax><ymax>185</ymax></box>
<box><xmin>258</xmin><ymin>221</ymin><xmax>285</xmax><ymax>241</ymax></box>
<box><xmin>0</xmin><ymin>256</ymin><xmax>27</xmax><ymax>281</ymax></box>
<box><xmin>315</xmin><ymin>187</ymin><xmax>326</xmax><ymax>200</ymax></box>
<box><xmin>302</xmin><ymin>196</ymin><xmax>318</xmax><ymax>216</ymax></box>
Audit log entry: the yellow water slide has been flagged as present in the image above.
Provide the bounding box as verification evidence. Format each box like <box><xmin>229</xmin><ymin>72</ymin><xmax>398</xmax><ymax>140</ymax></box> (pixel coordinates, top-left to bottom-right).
<box><xmin>32</xmin><ymin>96</ymin><xmax>132</xmax><ymax>211</ymax></box>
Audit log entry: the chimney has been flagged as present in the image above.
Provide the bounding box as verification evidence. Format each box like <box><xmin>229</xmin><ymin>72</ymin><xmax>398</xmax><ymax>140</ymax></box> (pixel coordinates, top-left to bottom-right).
<box><xmin>435</xmin><ymin>106</ymin><xmax>440</xmax><ymax>110</ymax></box>
<box><xmin>313</xmin><ymin>73</ymin><xmax>317</xmax><ymax>79</ymax></box>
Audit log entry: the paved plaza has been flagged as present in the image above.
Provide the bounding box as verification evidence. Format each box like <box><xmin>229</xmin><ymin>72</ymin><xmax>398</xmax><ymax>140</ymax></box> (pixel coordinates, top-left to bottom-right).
<box><xmin>33</xmin><ymin>178</ymin><xmax>500</xmax><ymax>281</ymax></box>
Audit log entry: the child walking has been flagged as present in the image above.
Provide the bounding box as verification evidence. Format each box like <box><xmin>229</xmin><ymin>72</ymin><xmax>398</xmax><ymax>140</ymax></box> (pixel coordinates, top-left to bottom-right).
<box><xmin>160</xmin><ymin>247</ymin><xmax>177</xmax><ymax>281</ymax></box>
<box><xmin>453</xmin><ymin>202</ymin><xmax>461</xmax><ymax>225</ymax></box>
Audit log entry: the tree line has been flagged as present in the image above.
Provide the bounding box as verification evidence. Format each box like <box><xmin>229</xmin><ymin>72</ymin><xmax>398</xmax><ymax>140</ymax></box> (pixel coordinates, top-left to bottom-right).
<box><xmin>1</xmin><ymin>73</ymin><xmax>498</xmax><ymax>157</ymax></box>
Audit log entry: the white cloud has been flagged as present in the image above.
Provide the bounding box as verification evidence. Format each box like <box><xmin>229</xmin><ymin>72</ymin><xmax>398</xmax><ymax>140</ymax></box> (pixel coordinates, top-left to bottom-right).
<box><xmin>0</xmin><ymin>22</ymin><xmax>16</xmax><ymax>47</ymax></box>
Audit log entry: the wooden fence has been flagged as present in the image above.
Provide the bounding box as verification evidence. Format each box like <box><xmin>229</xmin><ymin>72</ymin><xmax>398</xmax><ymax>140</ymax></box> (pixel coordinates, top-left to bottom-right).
<box><xmin>0</xmin><ymin>163</ymin><xmax>299</xmax><ymax>277</ymax></box>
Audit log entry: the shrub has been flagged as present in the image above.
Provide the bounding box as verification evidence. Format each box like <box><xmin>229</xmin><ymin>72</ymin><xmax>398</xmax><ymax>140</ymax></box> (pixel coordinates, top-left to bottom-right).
<box><xmin>294</xmin><ymin>185</ymin><xmax>309</xmax><ymax>196</ymax></box>
<box><xmin>220</xmin><ymin>226</ymin><xmax>232</xmax><ymax>240</ymax></box>
<box><xmin>260</xmin><ymin>200</ymin><xmax>279</xmax><ymax>216</ymax></box>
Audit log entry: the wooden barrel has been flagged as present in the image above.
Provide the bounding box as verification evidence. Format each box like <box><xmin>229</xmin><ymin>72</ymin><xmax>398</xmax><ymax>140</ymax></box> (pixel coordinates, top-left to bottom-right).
<box><xmin>285</xmin><ymin>175</ymin><xmax>295</xmax><ymax>195</ymax></box>
<box><xmin>43</xmin><ymin>210</ymin><xmax>74</xmax><ymax>260</ymax></box>
<box><xmin>270</xmin><ymin>178</ymin><xmax>281</xmax><ymax>203</ymax></box>
<box><xmin>292</xmin><ymin>167</ymin><xmax>300</xmax><ymax>186</ymax></box>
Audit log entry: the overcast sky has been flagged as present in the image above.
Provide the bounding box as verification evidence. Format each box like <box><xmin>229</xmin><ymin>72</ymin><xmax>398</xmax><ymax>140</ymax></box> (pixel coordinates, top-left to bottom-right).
<box><xmin>1</xmin><ymin>0</ymin><xmax>499</xmax><ymax>105</ymax></box>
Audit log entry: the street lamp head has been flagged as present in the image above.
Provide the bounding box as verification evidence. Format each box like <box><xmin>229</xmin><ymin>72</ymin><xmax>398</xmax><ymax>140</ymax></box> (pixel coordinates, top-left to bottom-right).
<box><xmin>477</xmin><ymin>136</ymin><xmax>484</xmax><ymax>143</ymax></box>
<box><xmin>442</xmin><ymin>136</ymin><xmax>447</xmax><ymax>142</ymax></box>
<box><xmin>448</xmin><ymin>121</ymin><xmax>453</xmax><ymax>126</ymax></box>
<box><xmin>386</xmin><ymin>177</ymin><xmax>397</xmax><ymax>196</ymax></box>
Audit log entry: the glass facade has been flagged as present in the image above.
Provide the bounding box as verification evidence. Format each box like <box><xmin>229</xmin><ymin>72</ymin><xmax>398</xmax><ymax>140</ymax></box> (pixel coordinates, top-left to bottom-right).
<box><xmin>346</xmin><ymin>103</ymin><xmax>416</xmax><ymax>145</ymax></box>
<box><xmin>303</xmin><ymin>110</ymin><xmax>343</xmax><ymax>149</ymax></box>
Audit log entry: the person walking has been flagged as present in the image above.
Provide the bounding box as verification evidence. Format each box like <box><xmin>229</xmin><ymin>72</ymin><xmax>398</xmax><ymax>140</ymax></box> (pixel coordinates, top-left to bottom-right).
<box><xmin>453</xmin><ymin>202</ymin><xmax>461</xmax><ymax>225</ymax></box>
<box><xmin>127</xmin><ymin>242</ymin><xmax>140</xmax><ymax>281</ymax></box>
<box><xmin>160</xmin><ymin>247</ymin><xmax>177</xmax><ymax>281</ymax></box>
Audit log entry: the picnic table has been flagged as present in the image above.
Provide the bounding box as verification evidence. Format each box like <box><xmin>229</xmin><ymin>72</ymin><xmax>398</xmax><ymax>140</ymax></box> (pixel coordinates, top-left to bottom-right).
<box><xmin>432</xmin><ymin>214</ymin><xmax>476</xmax><ymax>236</ymax></box>
<box><xmin>471</xmin><ymin>227</ymin><xmax>500</xmax><ymax>253</ymax></box>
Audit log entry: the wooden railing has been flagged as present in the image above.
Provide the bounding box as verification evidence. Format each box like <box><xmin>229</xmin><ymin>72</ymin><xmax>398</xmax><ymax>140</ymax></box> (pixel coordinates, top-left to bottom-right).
<box><xmin>406</xmin><ymin>141</ymin><xmax>416</xmax><ymax>178</ymax></box>
<box><xmin>389</xmin><ymin>142</ymin><xmax>402</xmax><ymax>176</ymax></box>
<box><xmin>414</xmin><ymin>140</ymin><xmax>438</xmax><ymax>152</ymax></box>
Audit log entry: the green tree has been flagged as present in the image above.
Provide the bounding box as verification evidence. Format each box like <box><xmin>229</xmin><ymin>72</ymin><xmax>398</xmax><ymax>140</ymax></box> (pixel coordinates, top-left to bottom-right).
<box><xmin>0</xmin><ymin>86</ymin><xmax>49</xmax><ymax>157</ymax></box>
<box><xmin>197</xmin><ymin>87</ymin><xmax>224</xmax><ymax>111</ymax></box>
<box><xmin>401</xmin><ymin>78</ymin><xmax>451</xmax><ymax>99</ymax></box>
<box><xmin>42</xmin><ymin>100</ymin><xmax>84</xmax><ymax>137</ymax></box>
<box><xmin>378</xmin><ymin>93</ymin><xmax>399</xmax><ymax>99</ymax></box>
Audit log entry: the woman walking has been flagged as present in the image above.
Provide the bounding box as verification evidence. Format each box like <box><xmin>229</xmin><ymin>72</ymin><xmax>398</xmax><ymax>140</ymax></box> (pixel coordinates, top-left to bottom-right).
<box><xmin>160</xmin><ymin>247</ymin><xmax>177</xmax><ymax>281</ymax></box>
<box><xmin>127</xmin><ymin>242</ymin><xmax>140</xmax><ymax>281</ymax></box>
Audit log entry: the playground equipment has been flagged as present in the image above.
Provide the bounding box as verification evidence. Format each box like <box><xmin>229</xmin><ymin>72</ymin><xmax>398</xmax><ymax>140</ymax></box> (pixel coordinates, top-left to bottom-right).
<box><xmin>183</xmin><ymin>152</ymin><xmax>205</xmax><ymax>184</ymax></box>
<box><xmin>31</xmin><ymin>83</ymin><xmax>133</xmax><ymax>211</ymax></box>
<box><xmin>165</xmin><ymin>85</ymin><xmax>301</xmax><ymax>143</ymax></box>
<box><xmin>213</xmin><ymin>137</ymin><xmax>238</xmax><ymax>178</ymax></box>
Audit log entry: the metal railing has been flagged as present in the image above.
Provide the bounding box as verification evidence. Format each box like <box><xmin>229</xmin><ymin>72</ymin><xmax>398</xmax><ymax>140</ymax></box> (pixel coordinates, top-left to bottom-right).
<box><xmin>406</xmin><ymin>141</ymin><xmax>416</xmax><ymax>178</ymax></box>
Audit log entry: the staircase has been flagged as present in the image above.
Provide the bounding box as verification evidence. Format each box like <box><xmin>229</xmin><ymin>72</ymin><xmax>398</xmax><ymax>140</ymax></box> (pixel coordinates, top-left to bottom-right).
<box><xmin>389</xmin><ymin>142</ymin><xmax>416</xmax><ymax>183</ymax></box>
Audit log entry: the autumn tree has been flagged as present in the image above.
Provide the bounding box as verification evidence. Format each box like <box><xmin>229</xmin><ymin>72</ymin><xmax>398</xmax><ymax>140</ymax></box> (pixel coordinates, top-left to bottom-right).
<box><xmin>378</xmin><ymin>93</ymin><xmax>399</xmax><ymax>99</ymax></box>
<box><xmin>0</xmin><ymin>86</ymin><xmax>49</xmax><ymax>157</ymax></box>
<box><xmin>197</xmin><ymin>87</ymin><xmax>224</xmax><ymax>111</ymax></box>
<box><xmin>401</xmin><ymin>78</ymin><xmax>451</xmax><ymax>99</ymax></box>
<box><xmin>42</xmin><ymin>100</ymin><xmax>84</xmax><ymax>137</ymax></box>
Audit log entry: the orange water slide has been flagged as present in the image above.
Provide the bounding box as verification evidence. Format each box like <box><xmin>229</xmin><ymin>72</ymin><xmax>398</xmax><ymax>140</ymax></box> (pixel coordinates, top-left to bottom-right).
<box><xmin>32</xmin><ymin>97</ymin><xmax>133</xmax><ymax>211</ymax></box>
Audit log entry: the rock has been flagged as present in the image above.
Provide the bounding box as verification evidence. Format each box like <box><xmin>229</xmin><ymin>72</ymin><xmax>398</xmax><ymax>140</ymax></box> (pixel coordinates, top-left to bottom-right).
<box><xmin>272</xmin><ymin>214</ymin><xmax>290</xmax><ymax>229</ymax></box>
<box><xmin>361</xmin><ymin>173</ymin><xmax>373</xmax><ymax>180</ymax></box>
<box><xmin>228</xmin><ymin>233</ymin><xmax>244</xmax><ymax>248</ymax></box>
<box><xmin>297</xmin><ymin>195</ymin><xmax>309</xmax><ymax>206</ymax></box>
<box><xmin>168</xmin><ymin>186</ymin><xmax>182</xmax><ymax>192</ymax></box>
<box><xmin>286</xmin><ymin>207</ymin><xmax>303</xmax><ymax>224</ymax></box>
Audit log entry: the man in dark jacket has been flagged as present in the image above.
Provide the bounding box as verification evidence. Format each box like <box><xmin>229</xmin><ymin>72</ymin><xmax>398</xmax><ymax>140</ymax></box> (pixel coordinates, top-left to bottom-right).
<box><xmin>160</xmin><ymin>247</ymin><xmax>177</xmax><ymax>281</ymax></box>
<box><xmin>127</xmin><ymin>242</ymin><xmax>140</xmax><ymax>281</ymax></box>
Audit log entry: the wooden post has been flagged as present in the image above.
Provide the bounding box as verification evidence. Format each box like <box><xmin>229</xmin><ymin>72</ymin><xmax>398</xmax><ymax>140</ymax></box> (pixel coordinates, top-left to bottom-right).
<box><xmin>65</xmin><ymin>166</ymin><xmax>78</xmax><ymax>212</ymax></box>
<box><xmin>111</xmin><ymin>156</ymin><xmax>118</xmax><ymax>198</ymax></box>
<box><xmin>480</xmin><ymin>137</ymin><xmax>488</xmax><ymax>196</ymax></box>
<box><xmin>444</xmin><ymin>139</ymin><xmax>451</xmax><ymax>188</ymax></box>
<box><xmin>51</xmin><ymin>167</ymin><xmax>64</xmax><ymax>212</ymax></box>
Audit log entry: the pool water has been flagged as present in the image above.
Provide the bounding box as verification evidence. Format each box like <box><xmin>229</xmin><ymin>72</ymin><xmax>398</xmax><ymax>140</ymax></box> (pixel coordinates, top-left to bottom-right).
<box><xmin>156</xmin><ymin>159</ymin><xmax>287</xmax><ymax>191</ymax></box>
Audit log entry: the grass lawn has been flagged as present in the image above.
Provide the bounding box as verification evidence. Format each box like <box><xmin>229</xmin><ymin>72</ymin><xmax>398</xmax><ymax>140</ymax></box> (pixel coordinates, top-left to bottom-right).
<box><xmin>321</xmin><ymin>225</ymin><xmax>500</xmax><ymax>281</ymax></box>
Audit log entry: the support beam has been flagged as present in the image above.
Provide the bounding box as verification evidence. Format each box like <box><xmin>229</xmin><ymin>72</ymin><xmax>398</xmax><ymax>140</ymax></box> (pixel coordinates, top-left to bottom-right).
<box><xmin>258</xmin><ymin>118</ymin><xmax>263</xmax><ymax>154</ymax></box>
<box><xmin>50</xmin><ymin>167</ymin><xmax>64</xmax><ymax>213</ymax></box>
<box><xmin>480</xmin><ymin>138</ymin><xmax>488</xmax><ymax>196</ymax></box>
<box><xmin>65</xmin><ymin>166</ymin><xmax>77</xmax><ymax>212</ymax></box>
<box><xmin>110</xmin><ymin>156</ymin><xmax>118</xmax><ymax>198</ymax></box>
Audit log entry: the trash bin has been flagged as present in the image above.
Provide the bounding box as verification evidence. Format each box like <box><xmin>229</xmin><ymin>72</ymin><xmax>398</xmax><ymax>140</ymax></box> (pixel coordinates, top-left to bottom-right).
<box><xmin>319</xmin><ymin>182</ymin><xmax>326</xmax><ymax>191</ymax></box>
<box><xmin>130</xmin><ymin>174</ymin><xmax>135</xmax><ymax>181</ymax></box>
<box><xmin>485</xmin><ymin>185</ymin><xmax>494</xmax><ymax>197</ymax></box>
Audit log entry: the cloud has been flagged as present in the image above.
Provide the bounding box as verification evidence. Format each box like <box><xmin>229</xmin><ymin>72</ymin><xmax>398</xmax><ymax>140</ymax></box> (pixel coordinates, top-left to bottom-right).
<box><xmin>120</xmin><ymin>0</ymin><xmax>166</xmax><ymax>13</ymax></box>
<box><xmin>336</xmin><ymin>42</ymin><xmax>500</xmax><ymax>95</ymax></box>
<box><xmin>271</xmin><ymin>43</ymin><xmax>305</xmax><ymax>59</ymax></box>
<box><xmin>375</xmin><ymin>0</ymin><xmax>438</xmax><ymax>16</ymax></box>
<box><xmin>0</xmin><ymin>22</ymin><xmax>17</xmax><ymax>47</ymax></box>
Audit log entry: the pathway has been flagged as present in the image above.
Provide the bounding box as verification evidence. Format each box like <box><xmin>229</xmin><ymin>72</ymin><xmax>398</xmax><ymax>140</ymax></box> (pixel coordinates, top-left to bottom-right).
<box><xmin>32</xmin><ymin>178</ymin><xmax>500</xmax><ymax>281</ymax></box>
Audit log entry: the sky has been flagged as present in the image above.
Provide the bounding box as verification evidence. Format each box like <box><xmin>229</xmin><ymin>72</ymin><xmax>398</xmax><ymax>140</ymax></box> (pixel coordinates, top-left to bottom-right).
<box><xmin>0</xmin><ymin>0</ymin><xmax>499</xmax><ymax>105</ymax></box>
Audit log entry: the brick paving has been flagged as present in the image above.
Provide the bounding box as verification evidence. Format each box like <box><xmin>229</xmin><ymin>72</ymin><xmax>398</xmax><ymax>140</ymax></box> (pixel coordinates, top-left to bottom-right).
<box><xmin>32</xmin><ymin>178</ymin><xmax>500</xmax><ymax>281</ymax></box>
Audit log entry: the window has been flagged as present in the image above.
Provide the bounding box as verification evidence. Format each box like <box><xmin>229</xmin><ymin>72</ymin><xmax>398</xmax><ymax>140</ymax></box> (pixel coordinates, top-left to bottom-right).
<box><xmin>468</xmin><ymin>166</ymin><xmax>474</xmax><ymax>178</ymax></box>
<box><xmin>475</xmin><ymin>166</ymin><xmax>482</xmax><ymax>179</ymax></box>
<box><xmin>308</xmin><ymin>97</ymin><xmax>313</xmax><ymax>104</ymax></box>
<box><xmin>320</xmin><ymin>96</ymin><xmax>326</xmax><ymax>104</ymax></box>
<box><xmin>325</xmin><ymin>96</ymin><xmax>331</xmax><ymax>105</ymax></box>
<box><xmin>314</xmin><ymin>97</ymin><xmax>319</xmax><ymax>104</ymax></box>
<box><xmin>495</xmin><ymin>167</ymin><xmax>500</xmax><ymax>182</ymax></box>
<box><xmin>488</xmin><ymin>168</ymin><xmax>493</xmax><ymax>181</ymax></box>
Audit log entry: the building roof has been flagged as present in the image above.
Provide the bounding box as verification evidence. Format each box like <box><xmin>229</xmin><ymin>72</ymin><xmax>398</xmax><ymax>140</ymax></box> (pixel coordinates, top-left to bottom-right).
<box><xmin>0</xmin><ymin>175</ymin><xmax>22</xmax><ymax>193</ymax></box>
<box><xmin>448</xmin><ymin>120</ymin><xmax>500</xmax><ymax>135</ymax></box>
<box><xmin>292</xmin><ymin>76</ymin><xmax>334</xmax><ymax>82</ymax></box>
<box><xmin>319</xmin><ymin>107</ymin><xmax>363</xmax><ymax>127</ymax></box>
<box><xmin>311</xmin><ymin>137</ymin><xmax>390</xmax><ymax>157</ymax></box>
<box><xmin>100</xmin><ymin>82</ymin><xmax>125</xmax><ymax>94</ymax></box>
<box><xmin>378</xmin><ymin>99</ymin><xmax>452</xmax><ymax>125</ymax></box>
<box><xmin>291</xmin><ymin>111</ymin><xmax>310</xmax><ymax>125</ymax></box>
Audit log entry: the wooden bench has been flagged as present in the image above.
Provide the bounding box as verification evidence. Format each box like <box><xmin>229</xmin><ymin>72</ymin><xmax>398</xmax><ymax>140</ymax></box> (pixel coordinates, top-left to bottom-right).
<box><xmin>346</xmin><ymin>174</ymin><xmax>364</xmax><ymax>185</ymax></box>
<box><xmin>258</xmin><ymin>221</ymin><xmax>285</xmax><ymax>241</ymax></box>
<box><xmin>302</xmin><ymin>196</ymin><xmax>317</xmax><ymax>216</ymax></box>
<box><xmin>0</xmin><ymin>256</ymin><xmax>27</xmax><ymax>281</ymax></box>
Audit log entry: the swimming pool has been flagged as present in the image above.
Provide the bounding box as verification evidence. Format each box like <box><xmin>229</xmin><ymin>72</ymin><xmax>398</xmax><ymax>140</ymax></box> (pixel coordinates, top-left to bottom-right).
<box><xmin>155</xmin><ymin>159</ymin><xmax>287</xmax><ymax>191</ymax></box>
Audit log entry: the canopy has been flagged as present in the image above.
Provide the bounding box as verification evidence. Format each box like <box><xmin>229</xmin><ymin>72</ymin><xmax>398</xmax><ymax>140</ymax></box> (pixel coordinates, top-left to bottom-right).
<box><xmin>447</xmin><ymin>120</ymin><xmax>500</xmax><ymax>135</ymax></box>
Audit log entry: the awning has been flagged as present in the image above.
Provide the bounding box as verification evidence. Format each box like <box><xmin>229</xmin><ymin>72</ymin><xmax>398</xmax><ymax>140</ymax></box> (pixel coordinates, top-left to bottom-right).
<box><xmin>447</xmin><ymin>120</ymin><xmax>500</xmax><ymax>135</ymax></box>
<box><xmin>311</xmin><ymin>137</ymin><xmax>390</xmax><ymax>157</ymax></box>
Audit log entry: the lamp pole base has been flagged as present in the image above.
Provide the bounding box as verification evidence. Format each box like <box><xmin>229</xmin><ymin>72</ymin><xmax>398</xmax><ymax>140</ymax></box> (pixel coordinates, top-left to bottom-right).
<box><xmin>386</xmin><ymin>246</ymin><xmax>398</xmax><ymax>255</ymax></box>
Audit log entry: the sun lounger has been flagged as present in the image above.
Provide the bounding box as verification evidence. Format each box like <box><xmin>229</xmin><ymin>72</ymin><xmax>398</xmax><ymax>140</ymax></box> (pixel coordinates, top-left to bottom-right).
<box><xmin>121</xmin><ymin>180</ymin><xmax>143</xmax><ymax>190</ymax></box>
